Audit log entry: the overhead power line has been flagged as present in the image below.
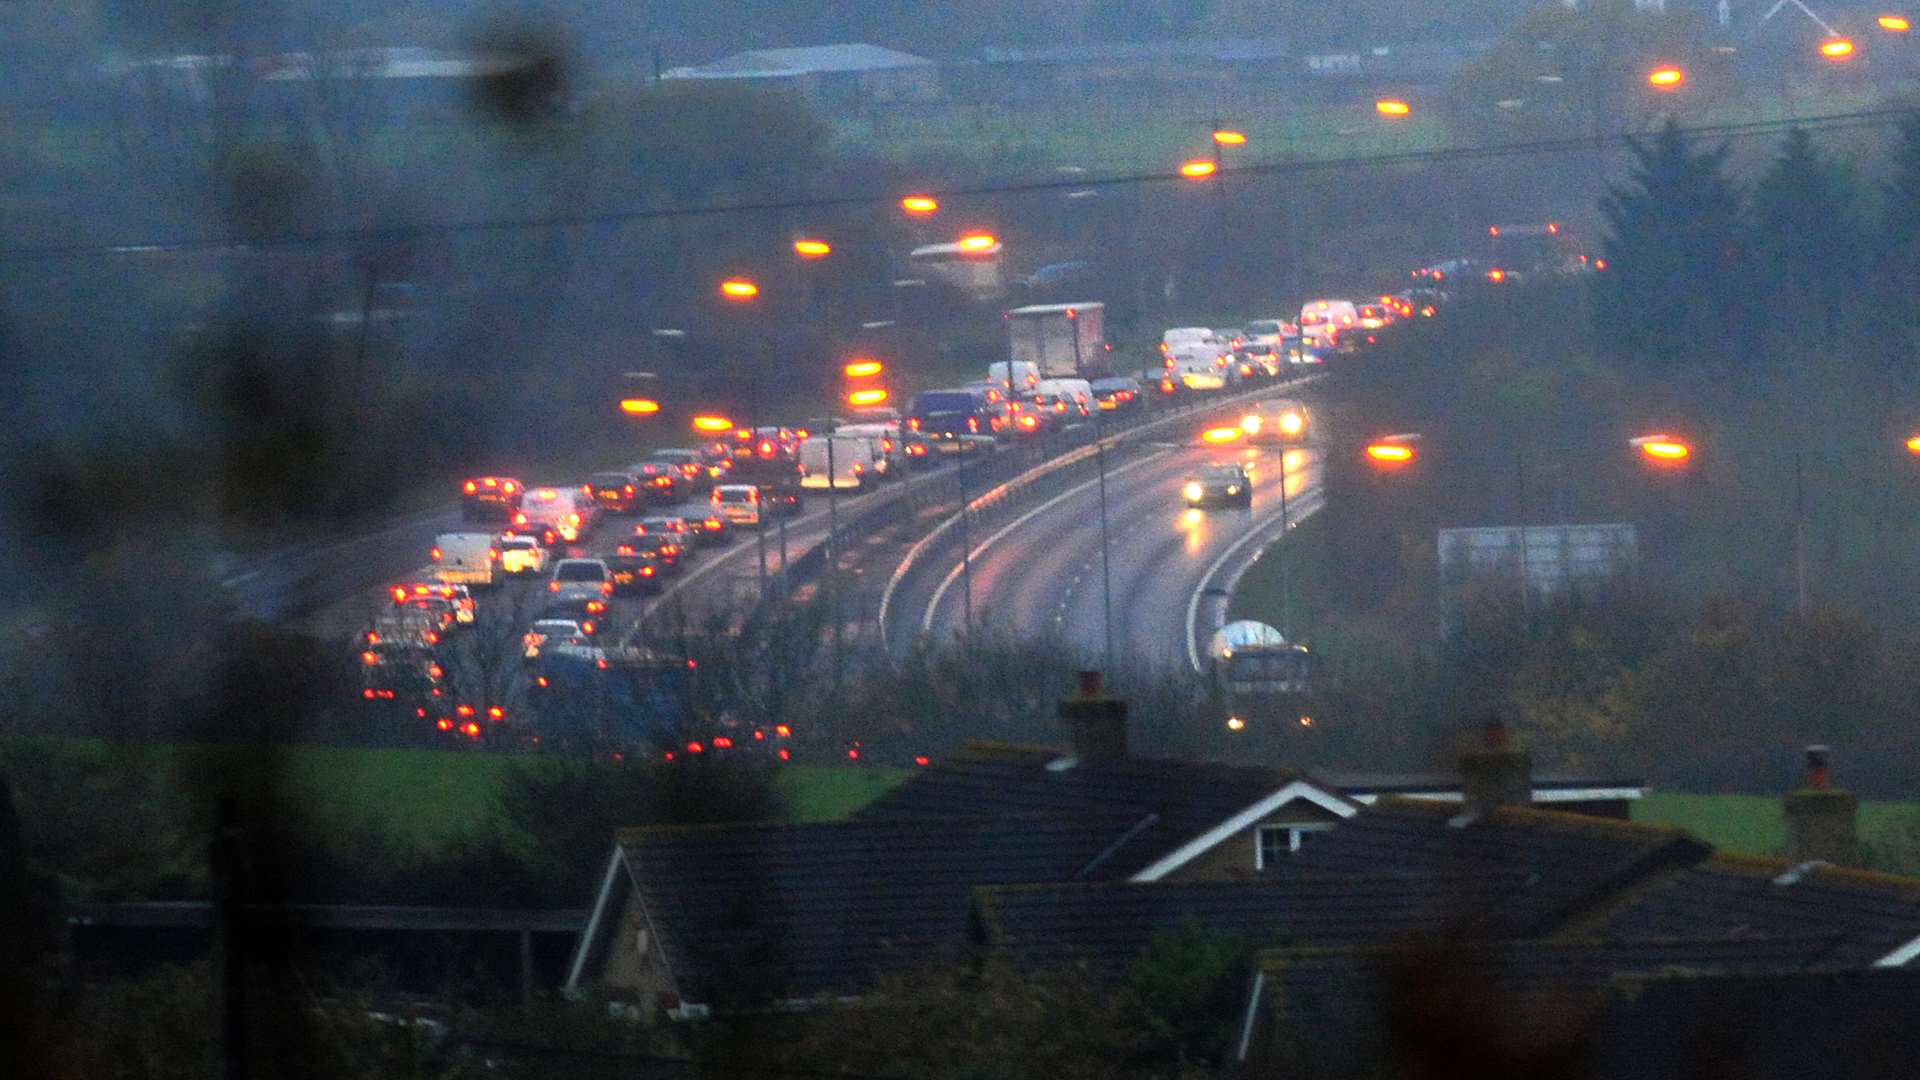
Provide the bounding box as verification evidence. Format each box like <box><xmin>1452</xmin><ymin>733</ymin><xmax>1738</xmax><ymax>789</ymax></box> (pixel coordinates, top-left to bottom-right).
<box><xmin>3</xmin><ymin>105</ymin><xmax>1915</xmax><ymax>265</ymax></box>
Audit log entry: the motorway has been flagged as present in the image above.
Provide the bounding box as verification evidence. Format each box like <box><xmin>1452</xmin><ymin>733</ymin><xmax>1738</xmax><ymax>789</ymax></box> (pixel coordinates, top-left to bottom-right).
<box><xmin>888</xmin><ymin>391</ymin><xmax>1327</xmax><ymax>674</ymax></box>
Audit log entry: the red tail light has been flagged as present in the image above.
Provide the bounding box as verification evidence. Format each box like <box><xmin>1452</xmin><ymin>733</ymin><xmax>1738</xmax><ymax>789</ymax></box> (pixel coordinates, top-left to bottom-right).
<box><xmin>915</xmin><ymin>755</ymin><xmax>930</xmax><ymax>766</ymax></box>
<box><xmin>535</xmin><ymin>676</ymin><xmax>549</xmax><ymax>687</ymax></box>
<box><xmin>460</xmin><ymin>721</ymin><xmax>481</xmax><ymax>738</ymax></box>
<box><xmin>365</xmin><ymin>631</ymin><xmax>380</xmax><ymax>644</ymax></box>
<box><xmin>488</xmin><ymin>548</ymin><xmax>500</xmax><ymax>560</ymax></box>
<box><xmin>641</xmin><ymin>565</ymin><xmax>655</xmax><ymax>576</ymax></box>
<box><xmin>428</xmin><ymin>664</ymin><xmax>444</xmax><ymax>678</ymax></box>
<box><xmin>600</xmin><ymin>582</ymin><xmax>613</xmax><ymax>595</ymax></box>
<box><xmin>488</xmin><ymin>705</ymin><xmax>504</xmax><ymax>720</ymax></box>
<box><xmin>456</xmin><ymin>704</ymin><xmax>475</xmax><ymax>717</ymax></box>
<box><xmin>463</xmin><ymin>480</ymin><xmax>478</xmax><ymax>494</ymax></box>
<box><xmin>361</xmin><ymin>688</ymin><xmax>376</xmax><ymax>699</ymax></box>
<box><xmin>624</xmin><ymin>485</ymin><xmax>635</xmax><ymax>496</ymax></box>
<box><xmin>687</xmin><ymin>741</ymin><xmax>705</xmax><ymax>754</ymax></box>
<box><xmin>714</xmin><ymin>736</ymin><xmax>734</xmax><ymax>749</ymax></box>
<box><xmin>425</xmin><ymin>631</ymin><xmax>439</xmax><ymax>644</ymax></box>
<box><xmin>777</xmin><ymin>748</ymin><xmax>791</xmax><ymax>761</ymax></box>
<box><xmin>581</xmin><ymin>620</ymin><xmax>595</xmax><ymax>634</ymax></box>
<box><xmin>429</xmin><ymin>547</ymin><xmax>442</xmax><ymax>561</ymax></box>
<box><xmin>908</xmin><ymin>417</ymin><xmax>921</xmax><ymax>430</ymax></box>
<box><xmin>436</xmin><ymin>717</ymin><xmax>453</xmax><ymax>731</ymax></box>
<box><xmin>775</xmin><ymin>724</ymin><xmax>792</xmax><ymax>737</ymax></box>
<box><xmin>548</xmin><ymin>581</ymin><xmax>560</xmax><ymax>591</ymax></box>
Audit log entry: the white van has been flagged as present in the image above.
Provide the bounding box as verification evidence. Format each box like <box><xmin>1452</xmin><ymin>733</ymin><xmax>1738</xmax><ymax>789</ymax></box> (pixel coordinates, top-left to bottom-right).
<box><xmin>836</xmin><ymin>422</ymin><xmax>905</xmax><ymax>478</ymax></box>
<box><xmin>986</xmin><ymin>360</ymin><xmax>1041</xmax><ymax>395</ymax></box>
<box><xmin>431</xmin><ymin>532</ymin><xmax>499</xmax><ymax>589</ymax></box>
<box><xmin>1298</xmin><ymin>299</ymin><xmax>1356</xmax><ymax>350</ymax></box>
<box><xmin>800</xmin><ymin>434</ymin><xmax>875</xmax><ymax>491</ymax></box>
<box><xmin>1161</xmin><ymin>327</ymin><xmax>1220</xmax><ymax>355</ymax></box>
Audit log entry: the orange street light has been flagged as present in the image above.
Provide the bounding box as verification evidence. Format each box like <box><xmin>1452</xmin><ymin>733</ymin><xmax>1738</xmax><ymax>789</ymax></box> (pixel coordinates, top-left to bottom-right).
<box><xmin>1905</xmin><ymin>433</ymin><xmax>1920</xmax><ymax>455</ymax></box>
<box><xmin>1631</xmin><ymin>434</ymin><xmax>1693</xmax><ymax>462</ymax></box>
<box><xmin>1375</xmin><ymin>98</ymin><xmax>1412</xmax><ymax>117</ymax></box>
<box><xmin>1212</xmin><ymin>129</ymin><xmax>1248</xmax><ymax>145</ymax></box>
<box><xmin>1365</xmin><ymin>443</ymin><xmax>1416</xmax><ymax>464</ymax></box>
<box><xmin>1486</xmin><ymin>267</ymin><xmax>1508</xmax><ymax>284</ymax></box>
<box><xmin>619</xmin><ymin>398</ymin><xmax>661</xmax><ymax>416</ymax></box>
<box><xmin>719</xmin><ymin>278</ymin><xmax>759</xmax><ymax>300</ymax></box>
<box><xmin>843</xmin><ymin>359</ymin><xmax>885</xmax><ymax>379</ymax></box>
<box><xmin>1647</xmin><ymin>65</ymin><xmax>1686</xmax><ymax>88</ymax></box>
<box><xmin>793</xmin><ymin>239</ymin><xmax>832</xmax><ymax>258</ymax></box>
<box><xmin>1880</xmin><ymin>14</ymin><xmax>1911</xmax><ymax>31</ymax></box>
<box><xmin>1180</xmin><ymin>159</ymin><xmax>1218</xmax><ymax>180</ymax></box>
<box><xmin>957</xmin><ymin>232</ymin><xmax>999</xmax><ymax>252</ymax></box>
<box><xmin>901</xmin><ymin>195</ymin><xmax>939</xmax><ymax>215</ymax></box>
<box><xmin>1821</xmin><ymin>37</ymin><xmax>1857</xmax><ymax>59</ymax></box>
<box><xmin>847</xmin><ymin>387</ymin><xmax>891</xmax><ymax>408</ymax></box>
<box><xmin>692</xmin><ymin>415</ymin><xmax>735</xmax><ymax>434</ymax></box>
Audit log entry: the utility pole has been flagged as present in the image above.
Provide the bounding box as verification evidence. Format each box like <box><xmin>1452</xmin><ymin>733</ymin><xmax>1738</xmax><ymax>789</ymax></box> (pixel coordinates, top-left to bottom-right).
<box><xmin>211</xmin><ymin>797</ymin><xmax>247</xmax><ymax>1080</ymax></box>
<box><xmin>1794</xmin><ymin>449</ymin><xmax>1809</xmax><ymax>618</ymax></box>
<box><xmin>1277</xmin><ymin>449</ymin><xmax>1291</xmax><ymax>635</ymax></box>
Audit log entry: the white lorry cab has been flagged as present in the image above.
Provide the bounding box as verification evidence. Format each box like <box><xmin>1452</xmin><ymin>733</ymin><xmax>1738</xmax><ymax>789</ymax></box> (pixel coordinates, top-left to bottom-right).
<box><xmin>430</xmin><ymin>532</ymin><xmax>499</xmax><ymax>589</ymax></box>
<box><xmin>800</xmin><ymin>433</ymin><xmax>876</xmax><ymax>491</ymax></box>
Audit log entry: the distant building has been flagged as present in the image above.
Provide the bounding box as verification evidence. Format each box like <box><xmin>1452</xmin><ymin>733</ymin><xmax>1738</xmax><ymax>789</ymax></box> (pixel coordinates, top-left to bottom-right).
<box><xmin>661</xmin><ymin>44</ymin><xmax>940</xmax><ymax>108</ymax></box>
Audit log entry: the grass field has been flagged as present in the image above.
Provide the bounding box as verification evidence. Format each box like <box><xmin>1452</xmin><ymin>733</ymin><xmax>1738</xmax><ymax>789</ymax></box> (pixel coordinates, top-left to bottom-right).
<box><xmin>0</xmin><ymin>739</ymin><xmax>907</xmax><ymax>851</ymax></box>
<box><xmin>1632</xmin><ymin>791</ymin><xmax>1920</xmax><ymax>859</ymax></box>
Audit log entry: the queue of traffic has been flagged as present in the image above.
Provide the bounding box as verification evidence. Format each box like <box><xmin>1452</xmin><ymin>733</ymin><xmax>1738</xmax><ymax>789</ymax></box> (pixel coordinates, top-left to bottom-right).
<box><xmin>356</xmin><ymin>285</ymin><xmax>1440</xmax><ymax>756</ymax></box>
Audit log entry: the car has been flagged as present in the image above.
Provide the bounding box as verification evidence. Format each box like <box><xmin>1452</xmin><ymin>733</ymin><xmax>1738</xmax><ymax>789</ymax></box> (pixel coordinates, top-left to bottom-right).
<box><xmin>1241</xmin><ymin>401</ymin><xmax>1311</xmax><ymax>444</ymax></box>
<box><xmin>711</xmin><ymin>484</ymin><xmax>763</xmax><ymax>527</ymax></box>
<box><xmin>636</xmin><ymin>516</ymin><xmax>699</xmax><ymax>555</ymax></box>
<box><xmin>1033</xmin><ymin>378</ymin><xmax>1093</xmax><ymax>422</ymax></box>
<box><xmin>907</xmin><ymin>388</ymin><xmax>998</xmax><ymax>453</ymax></box>
<box><xmin>691</xmin><ymin>511</ymin><xmax>734</xmax><ymax>546</ymax></box>
<box><xmin>652</xmin><ymin>449</ymin><xmax>712</xmax><ymax>495</ymax></box>
<box><xmin>366</xmin><ymin>607</ymin><xmax>446</xmax><ymax>651</ymax></box>
<box><xmin>629</xmin><ymin>461</ymin><xmax>681</xmax><ymax>503</ymax></box>
<box><xmin>547</xmin><ymin>558</ymin><xmax>613</xmax><ymax>602</ymax></box>
<box><xmin>606</xmin><ymin>550</ymin><xmax>665</xmax><ymax>595</ymax></box>
<box><xmin>389</xmin><ymin>582</ymin><xmax>462</xmax><ymax>632</ymax></box>
<box><xmin>523</xmin><ymin>618</ymin><xmax>587</xmax><ymax>663</ymax></box>
<box><xmin>513</xmin><ymin>486</ymin><xmax>593</xmax><ymax>546</ymax></box>
<box><xmin>1183</xmin><ymin>463</ymin><xmax>1253</xmax><ymax>508</ymax></box>
<box><xmin>622</xmin><ymin>534</ymin><xmax>683</xmax><ymax>573</ymax></box>
<box><xmin>497</xmin><ymin>533</ymin><xmax>546</xmax><ymax>576</ymax></box>
<box><xmin>1089</xmin><ymin>376</ymin><xmax>1144</xmax><ymax>414</ymax></box>
<box><xmin>1167</xmin><ymin>356</ymin><xmax>1228</xmax><ymax>392</ymax></box>
<box><xmin>460</xmin><ymin>476</ymin><xmax>522</xmax><ymax>522</ymax></box>
<box><xmin>836</xmin><ymin>422</ymin><xmax>906</xmax><ymax>478</ymax></box>
<box><xmin>586</xmin><ymin>471</ymin><xmax>641</xmax><ymax>516</ymax></box>
<box><xmin>538</xmin><ymin>595</ymin><xmax>610</xmax><ymax>625</ymax></box>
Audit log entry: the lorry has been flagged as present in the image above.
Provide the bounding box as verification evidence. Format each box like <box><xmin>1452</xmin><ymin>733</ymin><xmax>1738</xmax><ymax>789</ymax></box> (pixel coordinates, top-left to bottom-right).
<box><xmin>1005</xmin><ymin>302</ymin><xmax>1107</xmax><ymax>378</ymax></box>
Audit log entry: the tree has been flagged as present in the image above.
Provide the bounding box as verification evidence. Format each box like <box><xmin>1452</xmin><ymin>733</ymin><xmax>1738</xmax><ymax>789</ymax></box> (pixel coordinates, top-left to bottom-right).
<box><xmin>1749</xmin><ymin>128</ymin><xmax>1865</xmax><ymax>346</ymax></box>
<box><xmin>1592</xmin><ymin>120</ymin><xmax>1750</xmax><ymax>367</ymax></box>
<box><xmin>1869</xmin><ymin>111</ymin><xmax>1920</xmax><ymax>371</ymax></box>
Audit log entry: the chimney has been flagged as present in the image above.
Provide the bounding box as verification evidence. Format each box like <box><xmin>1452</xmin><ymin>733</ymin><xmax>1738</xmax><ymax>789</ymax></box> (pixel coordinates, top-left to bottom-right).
<box><xmin>1459</xmin><ymin>717</ymin><xmax>1532</xmax><ymax>815</ymax></box>
<box><xmin>1060</xmin><ymin>671</ymin><xmax>1128</xmax><ymax>761</ymax></box>
<box><xmin>1785</xmin><ymin>744</ymin><xmax>1858</xmax><ymax>867</ymax></box>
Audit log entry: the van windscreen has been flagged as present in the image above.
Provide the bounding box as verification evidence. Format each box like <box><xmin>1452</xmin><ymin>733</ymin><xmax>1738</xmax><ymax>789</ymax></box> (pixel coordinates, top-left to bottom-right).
<box><xmin>911</xmin><ymin>392</ymin><xmax>976</xmax><ymax>414</ymax></box>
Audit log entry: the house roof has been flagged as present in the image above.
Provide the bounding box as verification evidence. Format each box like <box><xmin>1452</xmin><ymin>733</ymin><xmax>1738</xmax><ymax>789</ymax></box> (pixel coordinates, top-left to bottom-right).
<box><xmin>665</xmin><ymin>44</ymin><xmax>934</xmax><ymax>80</ymax></box>
<box><xmin>592</xmin><ymin>811</ymin><xmax>1159</xmax><ymax>1006</ymax></box>
<box><xmin>1586</xmin><ymin>965</ymin><xmax>1920</xmax><ymax>1080</ymax></box>
<box><xmin>973</xmin><ymin>870</ymin><xmax>1538</xmax><ymax>980</ymax></box>
<box><xmin>1587</xmin><ymin>853</ymin><xmax>1920</xmax><ymax>968</ymax></box>
<box><xmin>1283</xmin><ymin>798</ymin><xmax>1712</xmax><ymax>937</ymax></box>
<box><xmin>852</xmin><ymin>743</ymin><xmax>1350</xmax><ymax>878</ymax></box>
<box><xmin>1240</xmin><ymin>933</ymin><xmax>1860</xmax><ymax>1071</ymax></box>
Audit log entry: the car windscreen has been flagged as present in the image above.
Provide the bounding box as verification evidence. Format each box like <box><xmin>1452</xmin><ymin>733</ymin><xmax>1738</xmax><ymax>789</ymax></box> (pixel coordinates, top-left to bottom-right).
<box><xmin>1246</xmin><ymin>321</ymin><xmax>1282</xmax><ymax>335</ymax></box>
<box><xmin>588</xmin><ymin>473</ymin><xmax>631</xmax><ymax>488</ymax></box>
<box><xmin>554</xmin><ymin>563</ymin><xmax>604</xmax><ymax>581</ymax></box>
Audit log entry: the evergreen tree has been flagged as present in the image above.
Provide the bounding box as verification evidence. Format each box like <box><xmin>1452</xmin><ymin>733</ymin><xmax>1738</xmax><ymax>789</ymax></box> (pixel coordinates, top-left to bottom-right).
<box><xmin>1749</xmin><ymin>128</ymin><xmax>1865</xmax><ymax>344</ymax></box>
<box><xmin>1882</xmin><ymin>111</ymin><xmax>1920</xmax><ymax>258</ymax></box>
<box><xmin>1593</xmin><ymin>120</ymin><xmax>1750</xmax><ymax>367</ymax></box>
<box><xmin>1870</xmin><ymin>112</ymin><xmax>1920</xmax><ymax>373</ymax></box>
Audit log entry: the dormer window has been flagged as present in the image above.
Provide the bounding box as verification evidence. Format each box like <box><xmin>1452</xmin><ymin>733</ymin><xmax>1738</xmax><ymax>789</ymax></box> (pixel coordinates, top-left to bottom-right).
<box><xmin>1256</xmin><ymin>823</ymin><xmax>1334</xmax><ymax>869</ymax></box>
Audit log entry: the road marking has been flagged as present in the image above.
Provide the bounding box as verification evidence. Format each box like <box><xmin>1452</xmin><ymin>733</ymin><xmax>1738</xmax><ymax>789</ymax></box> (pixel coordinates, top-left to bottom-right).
<box><xmin>921</xmin><ymin>450</ymin><xmax>1171</xmax><ymax>637</ymax></box>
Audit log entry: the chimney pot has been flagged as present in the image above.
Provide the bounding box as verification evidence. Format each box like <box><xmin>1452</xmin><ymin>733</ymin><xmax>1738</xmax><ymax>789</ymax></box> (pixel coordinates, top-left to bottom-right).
<box><xmin>1060</xmin><ymin>675</ymin><xmax>1127</xmax><ymax>760</ymax></box>
<box><xmin>1459</xmin><ymin>716</ymin><xmax>1531</xmax><ymax>815</ymax></box>
<box><xmin>1805</xmin><ymin>744</ymin><xmax>1832</xmax><ymax>789</ymax></box>
<box><xmin>1786</xmin><ymin>744</ymin><xmax>1857</xmax><ymax>866</ymax></box>
<box><xmin>1077</xmin><ymin>670</ymin><xmax>1103</xmax><ymax>698</ymax></box>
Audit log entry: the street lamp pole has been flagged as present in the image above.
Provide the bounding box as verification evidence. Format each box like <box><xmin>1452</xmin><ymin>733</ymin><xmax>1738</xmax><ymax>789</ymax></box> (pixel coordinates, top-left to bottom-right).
<box><xmin>1277</xmin><ymin>448</ymin><xmax>1291</xmax><ymax>635</ymax></box>
<box><xmin>1794</xmin><ymin>449</ymin><xmax>1809</xmax><ymax>619</ymax></box>
<box><xmin>1096</xmin><ymin>410</ymin><xmax>1114</xmax><ymax>674</ymax></box>
<box><xmin>958</xmin><ymin>455</ymin><xmax>973</xmax><ymax>628</ymax></box>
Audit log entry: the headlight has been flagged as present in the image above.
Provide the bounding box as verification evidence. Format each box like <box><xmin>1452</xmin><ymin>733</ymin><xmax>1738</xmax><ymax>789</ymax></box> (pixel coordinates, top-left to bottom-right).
<box><xmin>1242</xmin><ymin>415</ymin><xmax>1262</xmax><ymax>434</ymax></box>
<box><xmin>1279</xmin><ymin>412</ymin><xmax>1304</xmax><ymax>435</ymax></box>
<box><xmin>1226</xmin><ymin>485</ymin><xmax>1240</xmax><ymax>495</ymax></box>
<box><xmin>1183</xmin><ymin>482</ymin><xmax>1204</xmax><ymax>501</ymax></box>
